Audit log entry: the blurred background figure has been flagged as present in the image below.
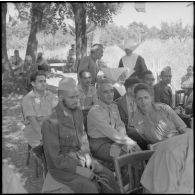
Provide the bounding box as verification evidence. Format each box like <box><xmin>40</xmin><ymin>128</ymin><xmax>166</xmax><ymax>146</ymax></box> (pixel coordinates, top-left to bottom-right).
<box><xmin>9</xmin><ymin>49</ymin><xmax>24</xmax><ymax>76</ymax></box>
<box><xmin>66</xmin><ymin>44</ymin><xmax>76</xmax><ymax>72</ymax></box>
<box><xmin>181</xmin><ymin>65</ymin><xmax>193</xmax><ymax>97</ymax></box>
<box><xmin>118</xmin><ymin>39</ymin><xmax>147</xmax><ymax>80</ymax></box>
<box><xmin>36</xmin><ymin>52</ymin><xmax>50</xmax><ymax>72</ymax></box>
<box><xmin>154</xmin><ymin>66</ymin><xmax>173</xmax><ymax>107</ymax></box>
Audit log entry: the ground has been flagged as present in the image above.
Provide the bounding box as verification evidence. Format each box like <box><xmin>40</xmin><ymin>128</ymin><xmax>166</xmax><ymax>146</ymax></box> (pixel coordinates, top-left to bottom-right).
<box><xmin>2</xmin><ymin>72</ymin><xmax>77</xmax><ymax>193</ymax></box>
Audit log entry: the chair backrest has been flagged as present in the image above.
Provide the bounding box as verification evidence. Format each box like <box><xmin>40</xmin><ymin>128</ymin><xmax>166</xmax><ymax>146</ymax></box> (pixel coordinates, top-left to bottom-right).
<box><xmin>175</xmin><ymin>90</ymin><xmax>188</xmax><ymax>107</ymax></box>
<box><xmin>114</xmin><ymin>150</ymin><xmax>154</xmax><ymax>194</ymax></box>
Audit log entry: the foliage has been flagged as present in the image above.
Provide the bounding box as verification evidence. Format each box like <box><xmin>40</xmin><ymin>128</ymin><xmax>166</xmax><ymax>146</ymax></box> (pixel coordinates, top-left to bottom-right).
<box><xmin>159</xmin><ymin>21</ymin><xmax>193</xmax><ymax>41</ymax></box>
<box><xmin>97</xmin><ymin>21</ymin><xmax>193</xmax><ymax>46</ymax></box>
<box><xmin>86</xmin><ymin>3</ymin><xmax>122</xmax><ymax>26</ymax></box>
<box><xmin>127</xmin><ymin>22</ymin><xmax>149</xmax><ymax>42</ymax></box>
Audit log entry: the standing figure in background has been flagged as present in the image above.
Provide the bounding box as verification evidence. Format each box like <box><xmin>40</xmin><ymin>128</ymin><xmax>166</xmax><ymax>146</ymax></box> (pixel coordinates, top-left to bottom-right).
<box><xmin>9</xmin><ymin>49</ymin><xmax>23</xmax><ymax>76</ymax></box>
<box><xmin>66</xmin><ymin>44</ymin><xmax>76</xmax><ymax>72</ymax></box>
<box><xmin>153</xmin><ymin>66</ymin><xmax>173</xmax><ymax>107</ymax></box>
<box><xmin>23</xmin><ymin>55</ymin><xmax>36</xmax><ymax>92</ymax></box>
<box><xmin>118</xmin><ymin>40</ymin><xmax>147</xmax><ymax>80</ymax></box>
<box><xmin>78</xmin><ymin>44</ymin><xmax>104</xmax><ymax>85</ymax></box>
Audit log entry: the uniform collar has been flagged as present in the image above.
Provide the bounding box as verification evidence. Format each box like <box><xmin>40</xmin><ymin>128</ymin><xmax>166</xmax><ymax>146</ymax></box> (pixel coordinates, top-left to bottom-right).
<box><xmin>56</xmin><ymin>101</ymin><xmax>73</xmax><ymax>118</ymax></box>
<box><xmin>98</xmin><ymin>99</ymin><xmax>113</xmax><ymax>110</ymax></box>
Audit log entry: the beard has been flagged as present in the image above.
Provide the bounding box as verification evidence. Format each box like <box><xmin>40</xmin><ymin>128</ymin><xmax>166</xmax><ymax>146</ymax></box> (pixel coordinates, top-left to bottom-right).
<box><xmin>62</xmin><ymin>99</ymin><xmax>78</xmax><ymax>111</ymax></box>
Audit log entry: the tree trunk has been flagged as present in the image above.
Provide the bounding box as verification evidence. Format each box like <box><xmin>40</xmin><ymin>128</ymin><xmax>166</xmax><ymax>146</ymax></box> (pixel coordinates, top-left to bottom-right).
<box><xmin>71</xmin><ymin>3</ymin><xmax>87</xmax><ymax>72</ymax></box>
<box><xmin>25</xmin><ymin>3</ymin><xmax>44</xmax><ymax>64</ymax></box>
<box><xmin>2</xmin><ymin>3</ymin><xmax>11</xmax><ymax>73</ymax></box>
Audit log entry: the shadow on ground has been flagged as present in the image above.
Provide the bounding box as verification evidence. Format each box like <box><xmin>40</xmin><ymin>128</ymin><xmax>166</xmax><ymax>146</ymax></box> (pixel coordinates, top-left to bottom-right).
<box><xmin>2</xmin><ymin>91</ymin><xmax>43</xmax><ymax>193</ymax></box>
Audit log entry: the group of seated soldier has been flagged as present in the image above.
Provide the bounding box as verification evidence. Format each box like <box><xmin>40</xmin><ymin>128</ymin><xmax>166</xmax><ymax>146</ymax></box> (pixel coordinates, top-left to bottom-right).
<box><xmin>9</xmin><ymin>50</ymin><xmax>49</xmax><ymax>77</ymax></box>
<box><xmin>21</xmin><ymin>62</ymin><xmax>193</xmax><ymax>193</ymax></box>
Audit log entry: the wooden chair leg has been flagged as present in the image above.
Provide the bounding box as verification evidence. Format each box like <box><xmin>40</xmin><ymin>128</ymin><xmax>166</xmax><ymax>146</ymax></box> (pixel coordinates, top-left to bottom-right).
<box><xmin>26</xmin><ymin>144</ymin><xmax>31</xmax><ymax>166</ymax></box>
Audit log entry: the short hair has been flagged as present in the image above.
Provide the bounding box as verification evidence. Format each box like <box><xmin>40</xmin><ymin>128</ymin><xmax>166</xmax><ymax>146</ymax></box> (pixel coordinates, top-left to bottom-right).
<box><xmin>160</xmin><ymin>66</ymin><xmax>171</xmax><ymax>77</ymax></box>
<box><xmin>96</xmin><ymin>77</ymin><xmax>113</xmax><ymax>90</ymax></box>
<box><xmin>90</xmin><ymin>44</ymin><xmax>103</xmax><ymax>54</ymax></box>
<box><xmin>124</xmin><ymin>77</ymin><xmax>141</xmax><ymax>90</ymax></box>
<box><xmin>78</xmin><ymin>70</ymin><xmax>91</xmax><ymax>78</ymax></box>
<box><xmin>30</xmin><ymin>71</ymin><xmax>46</xmax><ymax>82</ymax></box>
<box><xmin>134</xmin><ymin>83</ymin><xmax>153</xmax><ymax>97</ymax></box>
<box><xmin>142</xmin><ymin>70</ymin><xmax>153</xmax><ymax>79</ymax></box>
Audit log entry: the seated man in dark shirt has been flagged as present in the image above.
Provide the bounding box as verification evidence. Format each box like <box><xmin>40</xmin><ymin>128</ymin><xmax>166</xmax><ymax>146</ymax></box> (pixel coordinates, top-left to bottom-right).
<box><xmin>154</xmin><ymin>66</ymin><xmax>173</xmax><ymax>107</ymax></box>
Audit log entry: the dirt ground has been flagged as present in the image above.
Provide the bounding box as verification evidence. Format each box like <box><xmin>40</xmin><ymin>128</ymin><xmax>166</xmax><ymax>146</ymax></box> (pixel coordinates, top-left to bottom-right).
<box><xmin>2</xmin><ymin>92</ymin><xmax>44</xmax><ymax>193</ymax></box>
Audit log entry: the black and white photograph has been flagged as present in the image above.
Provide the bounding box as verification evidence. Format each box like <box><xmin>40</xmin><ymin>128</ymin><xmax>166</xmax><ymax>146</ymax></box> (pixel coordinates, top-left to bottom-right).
<box><xmin>2</xmin><ymin>1</ymin><xmax>194</xmax><ymax>193</ymax></box>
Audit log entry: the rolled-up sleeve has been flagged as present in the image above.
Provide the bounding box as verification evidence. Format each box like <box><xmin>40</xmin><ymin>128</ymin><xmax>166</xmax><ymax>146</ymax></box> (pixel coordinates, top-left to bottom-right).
<box><xmin>41</xmin><ymin>119</ymin><xmax>79</xmax><ymax>173</ymax></box>
<box><xmin>87</xmin><ymin>108</ymin><xmax>135</xmax><ymax>145</ymax></box>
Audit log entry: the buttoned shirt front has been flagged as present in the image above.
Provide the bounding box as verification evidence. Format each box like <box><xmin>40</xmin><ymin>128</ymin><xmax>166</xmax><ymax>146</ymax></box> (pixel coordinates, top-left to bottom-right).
<box><xmin>77</xmin><ymin>83</ymin><xmax>98</xmax><ymax>110</ymax></box>
<box><xmin>132</xmin><ymin>103</ymin><xmax>186</xmax><ymax>144</ymax></box>
<box><xmin>87</xmin><ymin>100</ymin><xmax>134</xmax><ymax>145</ymax></box>
<box><xmin>22</xmin><ymin>90</ymin><xmax>58</xmax><ymax>147</ymax></box>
